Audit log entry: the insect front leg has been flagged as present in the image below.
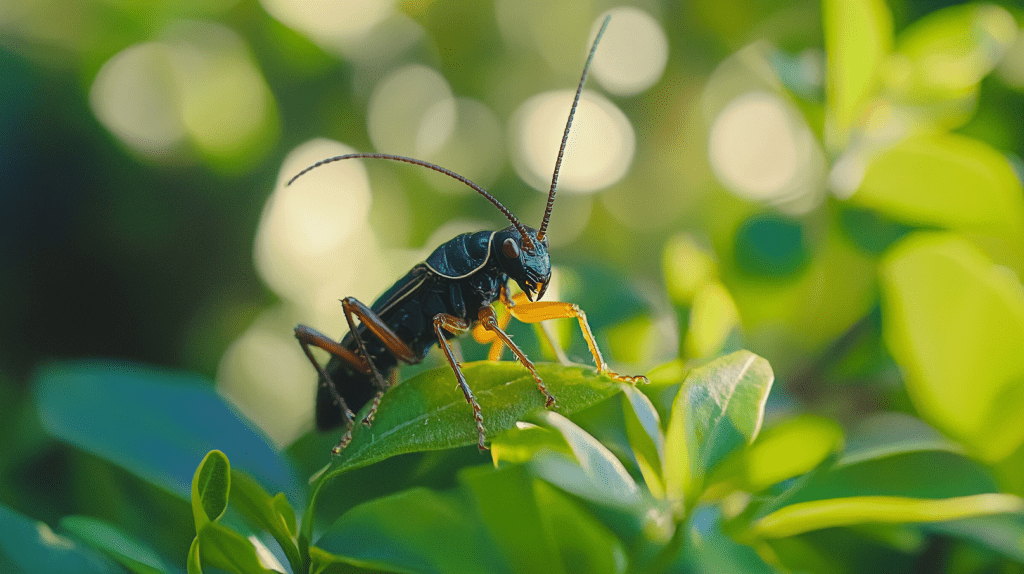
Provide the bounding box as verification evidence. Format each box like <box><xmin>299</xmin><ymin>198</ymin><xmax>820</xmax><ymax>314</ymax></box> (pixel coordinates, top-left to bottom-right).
<box><xmin>477</xmin><ymin>306</ymin><xmax>557</xmax><ymax>407</ymax></box>
<box><xmin>507</xmin><ymin>300</ymin><xmax>649</xmax><ymax>385</ymax></box>
<box><xmin>433</xmin><ymin>313</ymin><xmax>488</xmax><ymax>451</ymax></box>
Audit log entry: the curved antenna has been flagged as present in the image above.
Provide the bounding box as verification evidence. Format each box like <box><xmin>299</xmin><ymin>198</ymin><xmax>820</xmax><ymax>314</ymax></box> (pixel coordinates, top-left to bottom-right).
<box><xmin>288</xmin><ymin>153</ymin><xmax>534</xmax><ymax>246</ymax></box>
<box><xmin>536</xmin><ymin>14</ymin><xmax>611</xmax><ymax>242</ymax></box>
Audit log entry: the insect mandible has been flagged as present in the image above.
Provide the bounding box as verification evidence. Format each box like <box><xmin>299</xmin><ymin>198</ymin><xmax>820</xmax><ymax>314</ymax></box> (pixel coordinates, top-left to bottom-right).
<box><xmin>290</xmin><ymin>15</ymin><xmax>646</xmax><ymax>454</ymax></box>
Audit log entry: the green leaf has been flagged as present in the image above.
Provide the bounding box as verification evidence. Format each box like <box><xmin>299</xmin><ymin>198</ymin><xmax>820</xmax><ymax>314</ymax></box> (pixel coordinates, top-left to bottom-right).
<box><xmin>192</xmin><ymin>450</ymin><xmax>230</xmax><ymax>529</ymax></box>
<box><xmin>743</xmin><ymin>415</ymin><xmax>843</xmax><ymax>492</ymax></box>
<box><xmin>881</xmin><ymin>232</ymin><xmax>1024</xmax><ymax>460</ymax></box>
<box><xmin>839</xmin><ymin>412</ymin><xmax>961</xmax><ymax>466</ymax></box>
<box><xmin>0</xmin><ymin>504</ymin><xmax>123</xmax><ymax>574</ymax></box>
<box><xmin>462</xmin><ymin>464</ymin><xmax>564</xmax><ymax>574</ymax></box>
<box><xmin>60</xmin><ymin>515</ymin><xmax>171</xmax><ymax>574</ymax></box>
<box><xmin>665</xmin><ymin>351</ymin><xmax>775</xmax><ymax>504</ymax></box>
<box><xmin>533</xmin><ymin>480</ymin><xmax>627</xmax><ymax>574</ymax></box>
<box><xmin>751</xmin><ymin>493</ymin><xmax>1024</xmax><ymax>538</ymax></box>
<box><xmin>32</xmin><ymin>360</ymin><xmax>301</xmax><ymax>505</ymax></box>
<box><xmin>823</xmin><ymin>0</ymin><xmax>893</xmax><ymax>149</ymax></box>
<box><xmin>490</xmin><ymin>422</ymin><xmax>572</xmax><ymax>466</ymax></box>
<box><xmin>686</xmin><ymin>506</ymin><xmax>778</xmax><ymax>573</ymax></box>
<box><xmin>889</xmin><ymin>3</ymin><xmax>1017</xmax><ymax>101</ymax></box>
<box><xmin>193</xmin><ymin>521</ymin><xmax>279</xmax><ymax>574</ymax></box>
<box><xmin>186</xmin><ymin>538</ymin><xmax>201</xmax><ymax>574</ymax></box>
<box><xmin>533</xmin><ymin>410</ymin><xmax>641</xmax><ymax>509</ymax></box>
<box><xmin>317</xmin><ymin>361</ymin><xmax>625</xmax><ymax>478</ymax></box>
<box><xmin>621</xmin><ymin>385</ymin><xmax>666</xmax><ymax>498</ymax></box>
<box><xmin>313</xmin><ymin>486</ymin><xmax>508</xmax><ymax>574</ymax></box>
<box><xmin>925</xmin><ymin>514</ymin><xmax>1024</xmax><ymax>563</ymax></box>
<box><xmin>852</xmin><ymin>135</ymin><xmax>1024</xmax><ymax>245</ymax></box>
<box><xmin>229</xmin><ymin>470</ymin><xmax>302</xmax><ymax>574</ymax></box>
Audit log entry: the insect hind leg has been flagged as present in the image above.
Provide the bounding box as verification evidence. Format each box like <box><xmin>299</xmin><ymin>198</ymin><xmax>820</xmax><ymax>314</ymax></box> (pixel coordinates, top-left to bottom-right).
<box><xmin>294</xmin><ymin>324</ymin><xmax>366</xmax><ymax>450</ymax></box>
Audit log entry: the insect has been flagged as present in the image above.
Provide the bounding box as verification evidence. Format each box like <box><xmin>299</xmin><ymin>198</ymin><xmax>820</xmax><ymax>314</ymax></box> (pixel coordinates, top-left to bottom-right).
<box><xmin>291</xmin><ymin>15</ymin><xmax>645</xmax><ymax>454</ymax></box>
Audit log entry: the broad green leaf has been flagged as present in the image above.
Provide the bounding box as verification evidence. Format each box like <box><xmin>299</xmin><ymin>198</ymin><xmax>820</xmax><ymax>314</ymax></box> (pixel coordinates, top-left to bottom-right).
<box><xmin>839</xmin><ymin>412</ymin><xmax>961</xmax><ymax>466</ymax></box>
<box><xmin>664</xmin><ymin>234</ymin><xmax>719</xmax><ymax>305</ymax></box>
<box><xmin>490</xmin><ymin>422</ymin><xmax>572</xmax><ymax>466</ymax></box>
<box><xmin>925</xmin><ymin>514</ymin><xmax>1024</xmax><ymax>563</ymax></box>
<box><xmin>823</xmin><ymin>0</ymin><xmax>893</xmax><ymax>149</ymax></box>
<box><xmin>229</xmin><ymin>470</ymin><xmax>302</xmax><ymax>574</ymax></box>
<box><xmin>744</xmin><ymin>415</ymin><xmax>843</xmax><ymax>492</ymax></box>
<box><xmin>686</xmin><ymin>506</ymin><xmax>778</xmax><ymax>573</ymax></box>
<box><xmin>0</xmin><ymin>504</ymin><xmax>122</xmax><ymax>574</ymax></box>
<box><xmin>665</xmin><ymin>351</ymin><xmax>774</xmax><ymax>503</ymax></box>
<box><xmin>684</xmin><ymin>281</ymin><xmax>741</xmax><ymax>359</ymax></box>
<box><xmin>317</xmin><ymin>362</ymin><xmax>625</xmax><ymax>478</ymax></box>
<box><xmin>853</xmin><ymin>135</ymin><xmax>1024</xmax><ymax>245</ymax></box>
<box><xmin>534</xmin><ymin>410</ymin><xmax>641</xmax><ymax>509</ymax></box>
<box><xmin>621</xmin><ymin>385</ymin><xmax>666</xmax><ymax>498</ymax></box>
<box><xmin>192</xmin><ymin>450</ymin><xmax>230</xmax><ymax>529</ymax></box>
<box><xmin>61</xmin><ymin>515</ymin><xmax>170</xmax><ymax>574</ymax></box>
<box><xmin>533</xmin><ymin>480</ymin><xmax>627</xmax><ymax>574</ymax></box>
<box><xmin>888</xmin><ymin>4</ymin><xmax>1017</xmax><ymax>101</ymax></box>
<box><xmin>751</xmin><ymin>493</ymin><xmax>1024</xmax><ymax>538</ymax></box>
<box><xmin>193</xmin><ymin>521</ymin><xmax>278</xmax><ymax>574</ymax></box>
<box><xmin>881</xmin><ymin>232</ymin><xmax>1024</xmax><ymax>460</ymax></box>
<box><xmin>313</xmin><ymin>486</ymin><xmax>508</xmax><ymax>574</ymax></box>
<box><xmin>462</xmin><ymin>464</ymin><xmax>564</xmax><ymax>574</ymax></box>
<box><xmin>33</xmin><ymin>360</ymin><xmax>301</xmax><ymax>505</ymax></box>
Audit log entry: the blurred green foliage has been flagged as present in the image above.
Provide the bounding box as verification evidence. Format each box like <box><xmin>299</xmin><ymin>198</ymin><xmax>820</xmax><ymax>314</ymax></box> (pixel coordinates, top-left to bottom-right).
<box><xmin>4</xmin><ymin>0</ymin><xmax>1024</xmax><ymax>572</ymax></box>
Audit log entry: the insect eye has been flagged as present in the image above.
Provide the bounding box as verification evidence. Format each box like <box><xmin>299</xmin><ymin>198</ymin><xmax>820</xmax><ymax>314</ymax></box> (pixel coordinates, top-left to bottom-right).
<box><xmin>502</xmin><ymin>238</ymin><xmax>521</xmax><ymax>259</ymax></box>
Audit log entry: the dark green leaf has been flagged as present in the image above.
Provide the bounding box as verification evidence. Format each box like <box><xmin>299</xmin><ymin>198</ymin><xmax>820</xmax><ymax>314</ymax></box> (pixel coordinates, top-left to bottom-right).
<box><xmin>686</xmin><ymin>505</ymin><xmax>778</xmax><ymax>573</ymax></box>
<box><xmin>61</xmin><ymin>515</ymin><xmax>171</xmax><ymax>574</ymax></box>
<box><xmin>313</xmin><ymin>486</ymin><xmax>509</xmax><ymax>574</ymax></box>
<box><xmin>192</xmin><ymin>450</ymin><xmax>230</xmax><ymax>529</ymax></box>
<box><xmin>318</xmin><ymin>361</ymin><xmax>625</xmax><ymax>478</ymax></box>
<box><xmin>462</xmin><ymin>464</ymin><xmax>564</xmax><ymax>574</ymax></box>
<box><xmin>0</xmin><ymin>504</ymin><xmax>123</xmax><ymax>574</ymax></box>
<box><xmin>533</xmin><ymin>480</ymin><xmax>626</xmax><ymax>574</ymax></box>
<box><xmin>33</xmin><ymin>360</ymin><xmax>302</xmax><ymax>505</ymax></box>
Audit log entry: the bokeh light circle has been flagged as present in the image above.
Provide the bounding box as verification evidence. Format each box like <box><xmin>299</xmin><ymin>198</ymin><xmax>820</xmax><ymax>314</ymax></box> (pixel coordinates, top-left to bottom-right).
<box><xmin>367</xmin><ymin>65</ymin><xmax>456</xmax><ymax>158</ymax></box>
<box><xmin>590</xmin><ymin>8</ymin><xmax>669</xmax><ymax>96</ymax></box>
<box><xmin>510</xmin><ymin>90</ymin><xmax>635</xmax><ymax>193</ymax></box>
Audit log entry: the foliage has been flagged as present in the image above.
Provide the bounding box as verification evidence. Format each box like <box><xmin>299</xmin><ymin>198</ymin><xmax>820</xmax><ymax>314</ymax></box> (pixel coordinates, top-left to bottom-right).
<box><xmin>5</xmin><ymin>0</ymin><xmax>1024</xmax><ymax>572</ymax></box>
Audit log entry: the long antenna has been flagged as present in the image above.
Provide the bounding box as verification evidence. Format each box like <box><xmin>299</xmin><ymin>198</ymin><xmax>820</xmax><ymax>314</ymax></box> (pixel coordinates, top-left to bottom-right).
<box><xmin>536</xmin><ymin>14</ymin><xmax>611</xmax><ymax>242</ymax></box>
<box><xmin>287</xmin><ymin>153</ymin><xmax>534</xmax><ymax>245</ymax></box>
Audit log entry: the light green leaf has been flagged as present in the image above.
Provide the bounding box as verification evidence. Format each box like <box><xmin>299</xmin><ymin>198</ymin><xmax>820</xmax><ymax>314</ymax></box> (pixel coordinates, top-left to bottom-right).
<box><xmin>888</xmin><ymin>3</ymin><xmax>1017</xmax><ymax>101</ymax></box>
<box><xmin>751</xmin><ymin>493</ymin><xmax>1024</xmax><ymax>538</ymax></box>
<box><xmin>193</xmin><ymin>521</ymin><xmax>278</xmax><ymax>574</ymax></box>
<box><xmin>744</xmin><ymin>415</ymin><xmax>843</xmax><ymax>492</ymax></box>
<box><xmin>229</xmin><ymin>470</ymin><xmax>302</xmax><ymax>574</ymax></box>
<box><xmin>490</xmin><ymin>423</ymin><xmax>572</xmax><ymax>467</ymax></box>
<box><xmin>621</xmin><ymin>385</ymin><xmax>666</xmax><ymax>498</ymax></box>
<box><xmin>192</xmin><ymin>450</ymin><xmax>230</xmax><ymax>530</ymax></box>
<box><xmin>665</xmin><ymin>351</ymin><xmax>775</xmax><ymax>503</ymax></box>
<box><xmin>881</xmin><ymin>232</ymin><xmax>1024</xmax><ymax>460</ymax></box>
<box><xmin>60</xmin><ymin>516</ymin><xmax>170</xmax><ymax>574</ymax></box>
<box><xmin>823</xmin><ymin>0</ymin><xmax>893</xmax><ymax>149</ymax></box>
<box><xmin>852</xmin><ymin>135</ymin><xmax>1024</xmax><ymax>246</ymax></box>
<box><xmin>534</xmin><ymin>410</ymin><xmax>641</xmax><ymax>509</ymax></box>
<box><xmin>317</xmin><ymin>362</ymin><xmax>625</xmax><ymax>478</ymax></box>
<box><xmin>684</xmin><ymin>281</ymin><xmax>741</xmax><ymax>360</ymax></box>
<box><xmin>687</xmin><ymin>506</ymin><xmax>778</xmax><ymax>573</ymax></box>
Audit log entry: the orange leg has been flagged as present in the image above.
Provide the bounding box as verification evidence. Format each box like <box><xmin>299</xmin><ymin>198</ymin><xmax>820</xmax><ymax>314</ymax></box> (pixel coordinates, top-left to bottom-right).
<box><xmin>507</xmin><ymin>300</ymin><xmax>648</xmax><ymax>385</ymax></box>
<box><xmin>434</xmin><ymin>313</ymin><xmax>488</xmax><ymax>451</ymax></box>
<box><xmin>477</xmin><ymin>306</ymin><xmax>557</xmax><ymax>407</ymax></box>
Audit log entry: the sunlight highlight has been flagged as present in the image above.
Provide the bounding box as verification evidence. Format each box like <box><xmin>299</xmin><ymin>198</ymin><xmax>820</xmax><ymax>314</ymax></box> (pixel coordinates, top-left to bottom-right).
<box><xmin>590</xmin><ymin>8</ymin><xmax>669</xmax><ymax>96</ymax></box>
<box><xmin>368</xmin><ymin>65</ymin><xmax>456</xmax><ymax>159</ymax></box>
<box><xmin>510</xmin><ymin>90</ymin><xmax>635</xmax><ymax>193</ymax></box>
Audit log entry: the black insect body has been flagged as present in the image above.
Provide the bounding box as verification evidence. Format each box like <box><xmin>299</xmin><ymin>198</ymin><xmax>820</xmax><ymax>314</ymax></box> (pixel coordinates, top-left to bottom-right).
<box><xmin>291</xmin><ymin>16</ymin><xmax>645</xmax><ymax>454</ymax></box>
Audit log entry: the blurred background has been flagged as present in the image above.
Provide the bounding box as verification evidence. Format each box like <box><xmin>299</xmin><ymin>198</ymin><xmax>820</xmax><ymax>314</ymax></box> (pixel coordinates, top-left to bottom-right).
<box><xmin>3</xmin><ymin>0</ymin><xmax>1024</xmax><ymax>550</ymax></box>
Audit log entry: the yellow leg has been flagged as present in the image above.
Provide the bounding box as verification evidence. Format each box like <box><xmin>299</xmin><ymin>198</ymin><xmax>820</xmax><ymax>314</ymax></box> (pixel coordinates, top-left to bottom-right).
<box><xmin>508</xmin><ymin>300</ymin><xmax>648</xmax><ymax>385</ymax></box>
<box><xmin>477</xmin><ymin>307</ymin><xmax>557</xmax><ymax>407</ymax></box>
